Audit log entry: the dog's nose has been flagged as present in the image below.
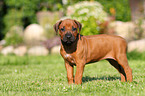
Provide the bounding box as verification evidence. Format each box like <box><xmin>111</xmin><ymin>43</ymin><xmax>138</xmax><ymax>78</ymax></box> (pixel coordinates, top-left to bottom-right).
<box><xmin>67</xmin><ymin>35</ymin><xmax>71</xmax><ymax>39</ymax></box>
<box><xmin>65</xmin><ymin>33</ymin><xmax>72</xmax><ymax>39</ymax></box>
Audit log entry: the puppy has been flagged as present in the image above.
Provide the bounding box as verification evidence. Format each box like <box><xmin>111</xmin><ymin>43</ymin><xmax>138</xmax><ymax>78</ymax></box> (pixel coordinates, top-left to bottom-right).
<box><xmin>54</xmin><ymin>19</ymin><xmax>132</xmax><ymax>84</ymax></box>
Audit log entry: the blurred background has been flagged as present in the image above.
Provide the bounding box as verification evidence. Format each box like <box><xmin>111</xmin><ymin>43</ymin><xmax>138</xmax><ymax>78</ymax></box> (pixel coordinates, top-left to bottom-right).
<box><xmin>0</xmin><ymin>0</ymin><xmax>144</xmax><ymax>56</ymax></box>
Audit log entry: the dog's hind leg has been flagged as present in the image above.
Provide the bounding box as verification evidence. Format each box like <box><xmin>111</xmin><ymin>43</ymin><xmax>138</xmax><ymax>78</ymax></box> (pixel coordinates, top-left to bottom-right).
<box><xmin>116</xmin><ymin>54</ymin><xmax>133</xmax><ymax>82</ymax></box>
<box><xmin>107</xmin><ymin>59</ymin><xmax>126</xmax><ymax>82</ymax></box>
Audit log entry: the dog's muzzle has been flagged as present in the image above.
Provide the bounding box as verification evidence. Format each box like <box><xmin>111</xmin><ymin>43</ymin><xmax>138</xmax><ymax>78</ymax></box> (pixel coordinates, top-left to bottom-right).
<box><xmin>62</xmin><ymin>33</ymin><xmax>75</xmax><ymax>44</ymax></box>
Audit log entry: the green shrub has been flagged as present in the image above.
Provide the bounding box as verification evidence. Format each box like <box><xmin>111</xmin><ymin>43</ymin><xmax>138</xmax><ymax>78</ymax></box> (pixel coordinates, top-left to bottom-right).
<box><xmin>4</xmin><ymin>33</ymin><xmax>23</xmax><ymax>46</ymax></box>
<box><xmin>4</xmin><ymin>0</ymin><xmax>39</xmax><ymax>33</ymax></box>
<box><xmin>4</xmin><ymin>26</ymin><xmax>23</xmax><ymax>46</ymax></box>
<box><xmin>3</xmin><ymin>9</ymin><xmax>23</xmax><ymax>33</ymax></box>
<box><xmin>66</xmin><ymin>1</ymin><xmax>108</xmax><ymax>35</ymax></box>
<box><xmin>96</xmin><ymin>0</ymin><xmax>131</xmax><ymax>21</ymax></box>
<box><xmin>66</xmin><ymin>0</ymin><xmax>131</xmax><ymax>21</ymax></box>
<box><xmin>3</xmin><ymin>0</ymin><xmax>62</xmax><ymax>45</ymax></box>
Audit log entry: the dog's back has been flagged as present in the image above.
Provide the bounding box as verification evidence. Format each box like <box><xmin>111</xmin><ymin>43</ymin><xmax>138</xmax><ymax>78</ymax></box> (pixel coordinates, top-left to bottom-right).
<box><xmin>82</xmin><ymin>34</ymin><xmax>127</xmax><ymax>63</ymax></box>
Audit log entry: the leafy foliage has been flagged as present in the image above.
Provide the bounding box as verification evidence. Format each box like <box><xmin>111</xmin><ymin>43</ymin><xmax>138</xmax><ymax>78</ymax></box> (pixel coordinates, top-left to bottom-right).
<box><xmin>3</xmin><ymin>0</ymin><xmax>62</xmax><ymax>32</ymax></box>
<box><xmin>4</xmin><ymin>0</ymin><xmax>39</xmax><ymax>33</ymax></box>
<box><xmin>66</xmin><ymin>1</ymin><xmax>108</xmax><ymax>35</ymax></box>
<box><xmin>2</xmin><ymin>0</ymin><xmax>62</xmax><ymax>45</ymax></box>
<box><xmin>64</xmin><ymin>0</ymin><xmax>131</xmax><ymax>21</ymax></box>
<box><xmin>4</xmin><ymin>26</ymin><xmax>23</xmax><ymax>46</ymax></box>
<box><xmin>96</xmin><ymin>0</ymin><xmax>131</xmax><ymax>21</ymax></box>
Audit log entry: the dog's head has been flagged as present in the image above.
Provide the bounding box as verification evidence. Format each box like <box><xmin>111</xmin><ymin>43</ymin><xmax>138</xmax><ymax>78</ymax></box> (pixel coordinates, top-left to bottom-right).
<box><xmin>54</xmin><ymin>19</ymin><xmax>82</xmax><ymax>45</ymax></box>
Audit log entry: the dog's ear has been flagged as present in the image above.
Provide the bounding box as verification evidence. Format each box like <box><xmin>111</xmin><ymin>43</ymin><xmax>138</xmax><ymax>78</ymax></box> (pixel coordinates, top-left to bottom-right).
<box><xmin>53</xmin><ymin>20</ymin><xmax>62</xmax><ymax>35</ymax></box>
<box><xmin>74</xmin><ymin>20</ymin><xmax>82</xmax><ymax>34</ymax></box>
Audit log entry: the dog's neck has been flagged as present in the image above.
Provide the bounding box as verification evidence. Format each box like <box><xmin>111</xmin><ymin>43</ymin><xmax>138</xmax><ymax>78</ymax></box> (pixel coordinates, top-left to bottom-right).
<box><xmin>61</xmin><ymin>34</ymin><xmax>80</xmax><ymax>54</ymax></box>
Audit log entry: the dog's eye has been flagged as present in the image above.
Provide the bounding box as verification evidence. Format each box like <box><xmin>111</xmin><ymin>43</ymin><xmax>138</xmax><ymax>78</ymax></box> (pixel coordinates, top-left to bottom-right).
<box><xmin>72</xmin><ymin>28</ymin><xmax>77</xmax><ymax>31</ymax></box>
<box><xmin>60</xmin><ymin>28</ymin><xmax>65</xmax><ymax>32</ymax></box>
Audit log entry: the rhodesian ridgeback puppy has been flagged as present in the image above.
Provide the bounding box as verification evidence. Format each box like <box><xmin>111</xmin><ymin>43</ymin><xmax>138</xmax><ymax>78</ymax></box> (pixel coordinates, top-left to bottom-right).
<box><xmin>54</xmin><ymin>19</ymin><xmax>133</xmax><ymax>85</ymax></box>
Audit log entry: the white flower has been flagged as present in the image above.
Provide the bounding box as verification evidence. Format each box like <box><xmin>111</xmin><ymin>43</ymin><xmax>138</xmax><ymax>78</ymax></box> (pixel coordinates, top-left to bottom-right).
<box><xmin>84</xmin><ymin>17</ymin><xmax>88</xmax><ymax>21</ymax></box>
<box><xmin>66</xmin><ymin>1</ymin><xmax>107</xmax><ymax>22</ymax></box>
<box><xmin>67</xmin><ymin>6</ymin><xmax>74</xmax><ymax>16</ymax></box>
<box><xmin>60</xmin><ymin>16</ymin><xmax>70</xmax><ymax>20</ymax></box>
<box><xmin>78</xmin><ymin>8</ymin><xmax>89</xmax><ymax>15</ymax></box>
<box><xmin>15</xmin><ymin>69</ymin><xmax>17</xmax><ymax>72</ymax></box>
<box><xmin>62</xmin><ymin>0</ymin><xmax>68</xmax><ymax>5</ymax></box>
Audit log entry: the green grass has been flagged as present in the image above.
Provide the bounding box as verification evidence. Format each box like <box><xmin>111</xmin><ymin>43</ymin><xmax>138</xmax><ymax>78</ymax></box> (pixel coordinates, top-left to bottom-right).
<box><xmin>0</xmin><ymin>52</ymin><xmax>145</xmax><ymax>96</ymax></box>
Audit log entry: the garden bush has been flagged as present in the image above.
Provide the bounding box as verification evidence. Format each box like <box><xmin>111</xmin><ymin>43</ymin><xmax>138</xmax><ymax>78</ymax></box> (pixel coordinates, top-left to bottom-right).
<box><xmin>4</xmin><ymin>26</ymin><xmax>23</xmax><ymax>46</ymax></box>
<box><xmin>66</xmin><ymin>1</ymin><xmax>108</xmax><ymax>35</ymax></box>
<box><xmin>2</xmin><ymin>0</ymin><xmax>62</xmax><ymax>45</ymax></box>
<box><xmin>3</xmin><ymin>0</ymin><xmax>62</xmax><ymax>34</ymax></box>
<box><xmin>70</xmin><ymin>0</ymin><xmax>131</xmax><ymax>22</ymax></box>
<box><xmin>96</xmin><ymin>0</ymin><xmax>131</xmax><ymax>21</ymax></box>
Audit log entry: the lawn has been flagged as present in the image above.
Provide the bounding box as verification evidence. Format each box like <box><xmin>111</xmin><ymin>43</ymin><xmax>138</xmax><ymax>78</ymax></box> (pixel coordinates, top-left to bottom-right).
<box><xmin>0</xmin><ymin>51</ymin><xmax>145</xmax><ymax>96</ymax></box>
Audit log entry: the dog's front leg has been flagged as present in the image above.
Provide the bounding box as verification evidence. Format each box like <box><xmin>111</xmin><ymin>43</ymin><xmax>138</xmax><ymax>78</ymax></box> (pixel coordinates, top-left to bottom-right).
<box><xmin>75</xmin><ymin>63</ymin><xmax>85</xmax><ymax>85</ymax></box>
<box><xmin>65</xmin><ymin>61</ymin><xmax>74</xmax><ymax>84</ymax></box>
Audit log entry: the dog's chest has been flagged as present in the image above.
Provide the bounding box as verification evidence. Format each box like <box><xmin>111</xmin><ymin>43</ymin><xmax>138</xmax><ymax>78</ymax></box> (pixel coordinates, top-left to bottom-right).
<box><xmin>64</xmin><ymin>54</ymin><xmax>75</xmax><ymax>64</ymax></box>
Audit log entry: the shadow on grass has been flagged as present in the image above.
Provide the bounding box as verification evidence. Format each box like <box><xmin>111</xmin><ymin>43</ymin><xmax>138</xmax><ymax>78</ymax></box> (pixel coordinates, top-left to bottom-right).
<box><xmin>82</xmin><ymin>76</ymin><xmax>121</xmax><ymax>83</ymax></box>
